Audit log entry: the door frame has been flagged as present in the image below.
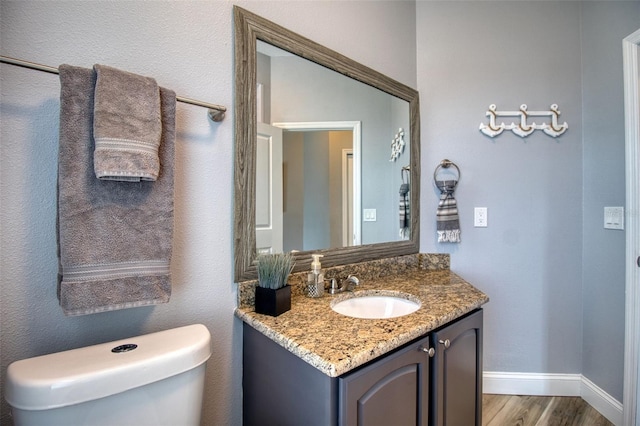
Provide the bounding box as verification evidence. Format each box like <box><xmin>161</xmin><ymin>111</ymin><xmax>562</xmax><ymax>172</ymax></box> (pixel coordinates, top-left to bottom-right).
<box><xmin>342</xmin><ymin>149</ymin><xmax>354</xmax><ymax>246</ymax></box>
<box><xmin>623</xmin><ymin>28</ymin><xmax>640</xmax><ymax>426</ymax></box>
<box><xmin>272</xmin><ymin>121</ymin><xmax>362</xmax><ymax>246</ymax></box>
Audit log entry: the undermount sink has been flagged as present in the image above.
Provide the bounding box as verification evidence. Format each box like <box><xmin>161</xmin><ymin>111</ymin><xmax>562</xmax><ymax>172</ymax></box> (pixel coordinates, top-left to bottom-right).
<box><xmin>331</xmin><ymin>294</ymin><xmax>421</xmax><ymax>319</ymax></box>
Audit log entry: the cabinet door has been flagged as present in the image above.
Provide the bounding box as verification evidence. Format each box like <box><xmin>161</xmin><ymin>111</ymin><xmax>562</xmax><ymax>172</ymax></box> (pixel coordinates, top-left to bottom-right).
<box><xmin>339</xmin><ymin>336</ymin><xmax>432</xmax><ymax>426</ymax></box>
<box><xmin>431</xmin><ymin>309</ymin><xmax>483</xmax><ymax>426</ymax></box>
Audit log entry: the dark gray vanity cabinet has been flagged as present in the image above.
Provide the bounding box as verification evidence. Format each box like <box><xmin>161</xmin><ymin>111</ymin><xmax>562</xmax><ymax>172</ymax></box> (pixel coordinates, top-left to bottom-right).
<box><xmin>242</xmin><ymin>309</ymin><xmax>482</xmax><ymax>426</ymax></box>
<box><xmin>242</xmin><ymin>325</ymin><xmax>338</xmax><ymax>426</ymax></box>
<box><xmin>339</xmin><ymin>335</ymin><xmax>431</xmax><ymax>425</ymax></box>
<box><xmin>431</xmin><ymin>309</ymin><xmax>483</xmax><ymax>426</ymax></box>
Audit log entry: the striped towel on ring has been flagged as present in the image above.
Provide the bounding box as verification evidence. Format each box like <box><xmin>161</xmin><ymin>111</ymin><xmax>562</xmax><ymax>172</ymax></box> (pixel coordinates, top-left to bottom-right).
<box><xmin>435</xmin><ymin>180</ymin><xmax>460</xmax><ymax>243</ymax></box>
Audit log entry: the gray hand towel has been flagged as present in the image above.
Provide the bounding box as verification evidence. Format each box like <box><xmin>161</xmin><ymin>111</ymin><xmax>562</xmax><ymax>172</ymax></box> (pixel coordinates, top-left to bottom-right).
<box><xmin>93</xmin><ymin>64</ymin><xmax>162</xmax><ymax>181</ymax></box>
<box><xmin>57</xmin><ymin>64</ymin><xmax>176</xmax><ymax>316</ymax></box>
<box><xmin>435</xmin><ymin>179</ymin><xmax>461</xmax><ymax>243</ymax></box>
<box><xmin>399</xmin><ymin>182</ymin><xmax>410</xmax><ymax>239</ymax></box>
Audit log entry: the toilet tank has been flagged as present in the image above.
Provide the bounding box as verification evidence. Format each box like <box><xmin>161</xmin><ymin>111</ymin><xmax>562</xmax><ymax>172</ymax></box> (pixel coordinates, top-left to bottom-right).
<box><xmin>5</xmin><ymin>324</ymin><xmax>211</xmax><ymax>426</ymax></box>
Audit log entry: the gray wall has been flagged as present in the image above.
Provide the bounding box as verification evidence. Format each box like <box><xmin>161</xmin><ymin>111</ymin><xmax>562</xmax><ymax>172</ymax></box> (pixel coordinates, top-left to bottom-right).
<box><xmin>581</xmin><ymin>2</ymin><xmax>637</xmax><ymax>401</ymax></box>
<box><xmin>417</xmin><ymin>1</ymin><xmax>638</xmax><ymax>402</ymax></box>
<box><xmin>390</xmin><ymin>96</ymin><xmax>412</xmax><ymax>240</ymax></box>
<box><xmin>303</xmin><ymin>132</ymin><xmax>331</xmax><ymax>250</ymax></box>
<box><xmin>0</xmin><ymin>1</ymin><xmax>417</xmax><ymax>425</ymax></box>
<box><xmin>283</xmin><ymin>132</ymin><xmax>305</xmax><ymax>252</ymax></box>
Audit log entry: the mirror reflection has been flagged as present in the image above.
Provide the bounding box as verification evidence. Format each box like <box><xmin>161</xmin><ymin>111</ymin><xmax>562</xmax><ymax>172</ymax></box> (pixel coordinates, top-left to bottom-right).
<box><xmin>233</xmin><ymin>6</ymin><xmax>420</xmax><ymax>281</ymax></box>
<box><xmin>256</xmin><ymin>41</ymin><xmax>411</xmax><ymax>255</ymax></box>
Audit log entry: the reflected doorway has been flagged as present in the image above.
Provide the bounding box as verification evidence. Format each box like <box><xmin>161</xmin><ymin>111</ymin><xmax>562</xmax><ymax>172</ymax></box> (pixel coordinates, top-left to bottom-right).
<box><xmin>274</xmin><ymin>121</ymin><xmax>362</xmax><ymax>253</ymax></box>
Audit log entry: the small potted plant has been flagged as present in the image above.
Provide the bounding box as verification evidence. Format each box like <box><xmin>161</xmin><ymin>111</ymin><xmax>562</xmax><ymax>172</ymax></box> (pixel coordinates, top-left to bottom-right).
<box><xmin>255</xmin><ymin>252</ymin><xmax>295</xmax><ymax>316</ymax></box>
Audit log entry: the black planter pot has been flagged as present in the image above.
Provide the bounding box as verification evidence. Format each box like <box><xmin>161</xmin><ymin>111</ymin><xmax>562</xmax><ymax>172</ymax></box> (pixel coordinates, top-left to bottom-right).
<box><xmin>254</xmin><ymin>285</ymin><xmax>291</xmax><ymax>316</ymax></box>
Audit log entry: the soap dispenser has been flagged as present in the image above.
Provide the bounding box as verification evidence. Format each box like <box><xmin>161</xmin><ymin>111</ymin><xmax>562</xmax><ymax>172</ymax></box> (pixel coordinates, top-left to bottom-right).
<box><xmin>307</xmin><ymin>254</ymin><xmax>324</xmax><ymax>298</ymax></box>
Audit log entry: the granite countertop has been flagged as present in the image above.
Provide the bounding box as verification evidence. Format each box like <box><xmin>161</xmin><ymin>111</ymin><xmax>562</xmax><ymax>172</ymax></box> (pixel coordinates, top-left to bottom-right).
<box><xmin>235</xmin><ymin>268</ymin><xmax>489</xmax><ymax>377</ymax></box>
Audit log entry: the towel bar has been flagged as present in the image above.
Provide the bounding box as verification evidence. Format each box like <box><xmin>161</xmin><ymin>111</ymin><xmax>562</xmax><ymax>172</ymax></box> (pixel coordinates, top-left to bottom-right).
<box><xmin>0</xmin><ymin>55</ymin><xmax>227</xmax><ymax>122</ymax></box>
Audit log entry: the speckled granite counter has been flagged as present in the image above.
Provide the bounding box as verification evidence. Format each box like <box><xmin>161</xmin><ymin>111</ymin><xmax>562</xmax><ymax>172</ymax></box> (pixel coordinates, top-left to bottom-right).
<box><xmin>235</xmin><ymin>255</ymin><xmax>489</xmax><ymax>377</ymax></box>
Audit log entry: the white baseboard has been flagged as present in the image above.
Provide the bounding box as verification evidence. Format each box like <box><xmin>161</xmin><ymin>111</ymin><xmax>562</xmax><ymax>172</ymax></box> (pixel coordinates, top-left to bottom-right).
<box><xmin>483</xmin><ymin>371</ymin><xmax>582</xmax><ymax>396</ymax></box>
<box><xmin>581</xmin><ymin>376</ymin><xmax>624</xmax><ymax>426</ymax></box>
<box><xmin>483</xmin><ymin>371</ymin><xmax>623</xmax><ymax>426</ymax></box>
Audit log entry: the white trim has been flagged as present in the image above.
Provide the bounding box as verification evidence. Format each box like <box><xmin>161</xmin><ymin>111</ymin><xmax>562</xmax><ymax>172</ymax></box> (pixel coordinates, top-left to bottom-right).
<box><xmin>256</xmin><ymin>83</ymin><xmax>264</xmax><ymax>123</ymax></box>
<box><xmin>582</xmin><ymin>376</ymin><xmax>624</xmax><ymax>426</ymax></box>
<box><xmin>272</xmin><ymin>121</ymin><xmax>362</xmax><ymax>246</ymax></box>
<box><xmin>484</xmin><ymin>372</ymin><xmax>623</xmax><ymax>425</ymax></box>
<box><xmin>623</xmin><ymin>28</ymin><xmax>640</xmax><ymax>426</ymax></box>
<box><xmin>483</xmin><ymin>371</ymin><xmax>581</xmax><ymax>396</ymax></box>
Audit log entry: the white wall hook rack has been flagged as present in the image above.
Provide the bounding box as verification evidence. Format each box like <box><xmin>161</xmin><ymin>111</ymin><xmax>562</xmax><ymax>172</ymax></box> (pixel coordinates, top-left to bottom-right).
<box><xmin>479</xmin><ymin>104</ymin><xmax>568</xmax><ymax>138</ymax></box>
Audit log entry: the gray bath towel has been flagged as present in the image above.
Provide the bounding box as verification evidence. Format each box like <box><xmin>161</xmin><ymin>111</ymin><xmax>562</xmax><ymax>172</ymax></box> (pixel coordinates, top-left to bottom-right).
<box><xmin>93</xmin><ymin>64</ymin><xmax>162</xmax><ymax>181</ymax></box>
<box><xmin>57</xmin><ymin>64</ymin><xmax>175</xmax><ymax>316</ymax></box>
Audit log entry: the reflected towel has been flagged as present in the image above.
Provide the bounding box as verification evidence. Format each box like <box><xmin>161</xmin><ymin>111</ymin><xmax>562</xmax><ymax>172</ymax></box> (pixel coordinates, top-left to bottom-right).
<box><xmin>57</xmin><ymin>64</ymin><xmax>176</xmax><ymax>316</ymax></box>
<box><xmin>93</xmin><ymin>64</ymin><xmax>162</xmax><ymax>181</ymax></box>
<box><xmin>436</xmin><ymin>179</ymin><xmax>460</xmax><ymax>243</ymax></box>
<box><xmin>399</xmin><ymin>182</ymin><xmax>410</xmax><ymax>239</ymax></box>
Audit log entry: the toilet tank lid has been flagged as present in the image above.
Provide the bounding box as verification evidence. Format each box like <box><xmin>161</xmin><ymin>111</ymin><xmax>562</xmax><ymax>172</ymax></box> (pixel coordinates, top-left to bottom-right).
<box><xmin>5</xmin><ymin>324</ymin><xmax>212</xmax><ymax>410</ymax></box>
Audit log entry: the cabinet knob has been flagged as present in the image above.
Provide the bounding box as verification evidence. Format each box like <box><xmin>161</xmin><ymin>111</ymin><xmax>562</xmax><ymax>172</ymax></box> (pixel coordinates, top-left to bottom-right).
<box><xmin>439</xmin><ymin>339</ymin><xmax>451</xmax><ymax>349</ymax></box>
<box><xmin>419</xmin><ymin>346</ymin><xmax>435</xmax><ymax>357</ymax></box>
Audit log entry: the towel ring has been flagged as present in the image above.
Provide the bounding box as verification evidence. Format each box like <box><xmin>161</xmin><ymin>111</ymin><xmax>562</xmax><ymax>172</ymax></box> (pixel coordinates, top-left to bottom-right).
<box><xmin>433</xmin><ymin>159</ymin><xmax>460</xmax><ymax>183</ymax></box>
<box><xmin>401</xmin><ymin>165</ymin><xmax>410</xmax><ymax>184</ymax></box>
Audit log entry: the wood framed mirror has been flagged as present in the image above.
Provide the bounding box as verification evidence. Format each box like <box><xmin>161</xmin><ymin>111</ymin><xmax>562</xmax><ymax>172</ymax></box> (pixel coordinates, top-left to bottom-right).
<box><xmin>234</xmin><ymin>6</ymin><xmax>420</xmax><ymax>281</ymax></box>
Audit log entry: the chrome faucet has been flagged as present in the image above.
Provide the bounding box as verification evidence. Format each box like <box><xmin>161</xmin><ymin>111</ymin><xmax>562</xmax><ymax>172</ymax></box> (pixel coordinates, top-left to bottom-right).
<box><xmin>328</xmin><ymin>275</ymin><xmax>360</xmax><ymax>294</ymax></box>
<box><xmin>343</xmin><ymin>275</ymin><xmax>360</xmax><ymax>290</ymax></box>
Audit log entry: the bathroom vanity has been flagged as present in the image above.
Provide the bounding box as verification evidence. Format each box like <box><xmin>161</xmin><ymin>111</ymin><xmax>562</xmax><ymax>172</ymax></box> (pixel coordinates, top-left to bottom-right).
<box><xmin>231</xmin><ymin>8</ymin><xmax>489</xmax><ymax>425</ymax></box>
<box><xmin>236</xmin><ymin>265</ymin><xmax>488</xmax><ymax>426</ymax></box>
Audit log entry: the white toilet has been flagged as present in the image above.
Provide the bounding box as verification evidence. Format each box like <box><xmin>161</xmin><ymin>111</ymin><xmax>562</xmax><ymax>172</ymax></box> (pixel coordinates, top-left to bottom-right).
<box><xmin>5</xmin><ymin>324</ymin><xmax>211</xmax><ymax>426</ymax></box>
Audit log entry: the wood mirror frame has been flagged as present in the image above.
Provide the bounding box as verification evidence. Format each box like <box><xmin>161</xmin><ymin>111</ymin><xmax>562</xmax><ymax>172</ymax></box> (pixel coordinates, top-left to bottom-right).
<box><xmin>234</xmin><ymin>6</ymin><xmax>420</xmax><ymax>281</ymax></box>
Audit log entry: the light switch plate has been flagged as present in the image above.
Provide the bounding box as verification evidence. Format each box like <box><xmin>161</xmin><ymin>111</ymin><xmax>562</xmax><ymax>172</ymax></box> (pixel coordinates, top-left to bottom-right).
<box><xmin>363</xmin><ymin>209</ymin><xmax>377</xmax><ymax>222</ymax></box>
<box><xmin>604</xmin><ymin>206</ymin><xmax>624</xmax><ymax>230</ymax></box>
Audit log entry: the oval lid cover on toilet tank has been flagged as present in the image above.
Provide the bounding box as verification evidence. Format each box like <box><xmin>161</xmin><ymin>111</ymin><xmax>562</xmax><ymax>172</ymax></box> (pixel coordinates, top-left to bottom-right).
<box><xmin>5</xmin><ymin>324</ymin><xmax>212</xmax><ymax>410</ymax></box>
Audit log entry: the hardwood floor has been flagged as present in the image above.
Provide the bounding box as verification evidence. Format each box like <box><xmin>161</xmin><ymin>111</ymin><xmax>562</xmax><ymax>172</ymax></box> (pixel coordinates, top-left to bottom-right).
<box><xmin>482</xmin><ymin>394</ymin><xmax>613</xmax><ymax>426</ymax></box>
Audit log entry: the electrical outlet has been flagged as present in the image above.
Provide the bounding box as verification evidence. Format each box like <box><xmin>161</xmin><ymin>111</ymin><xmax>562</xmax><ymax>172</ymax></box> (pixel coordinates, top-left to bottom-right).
<box><xmin>474</xmin><ymin>207</ymin><xmax>487</xmax><ymax>227</ymax></box>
